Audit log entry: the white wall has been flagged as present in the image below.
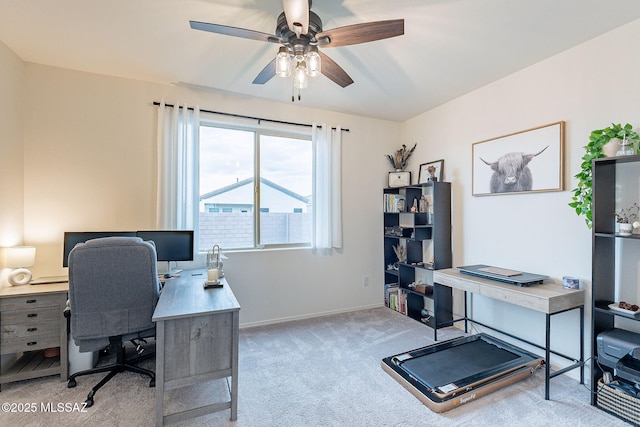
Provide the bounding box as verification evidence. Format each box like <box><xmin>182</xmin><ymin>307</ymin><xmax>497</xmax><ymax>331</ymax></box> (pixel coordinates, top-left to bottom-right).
<box><xmin>0</xmin><ymin>41</ymin><xmax>25</xmax><ymax>247</ymax></box>
<box><xmin>401</xmin><ymin>18</ymin><xmax>640</xmax><ymax>377</ymax></box>
<box><xmin>0</xmin><ymin>41</ymin><xmax>25</xmax><ymax>289</ymax></box>
<box><xmin>12</xmin><ymin>60</ymin><xmax>400</xmax><ymax>327</ymax></box>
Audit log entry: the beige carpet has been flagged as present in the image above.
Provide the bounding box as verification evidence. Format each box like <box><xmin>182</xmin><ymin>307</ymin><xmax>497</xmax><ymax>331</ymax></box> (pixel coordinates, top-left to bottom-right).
<box><xmin>0</xmin><ymin>307</ymin><xmax>629</xmax><ymax>426</ymax></box>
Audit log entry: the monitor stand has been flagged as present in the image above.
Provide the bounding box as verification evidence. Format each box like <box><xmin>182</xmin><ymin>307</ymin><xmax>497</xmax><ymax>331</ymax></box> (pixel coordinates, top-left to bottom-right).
<box><xmin>160</xmin><ymin>261</ymin><xmax>182</xmax><ymax>279</ymax></box>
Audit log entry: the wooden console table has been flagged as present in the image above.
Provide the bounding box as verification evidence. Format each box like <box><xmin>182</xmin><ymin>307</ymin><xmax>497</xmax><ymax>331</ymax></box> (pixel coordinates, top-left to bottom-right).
<box><xmin>153</xmin><ymin>270</ymin><xmax>240</xmax><ymax>426</ymax></box>
<box><xmin>433</xmin><ymin>268</ymin><xmax>584</xmax><ymax>400</ymax></box>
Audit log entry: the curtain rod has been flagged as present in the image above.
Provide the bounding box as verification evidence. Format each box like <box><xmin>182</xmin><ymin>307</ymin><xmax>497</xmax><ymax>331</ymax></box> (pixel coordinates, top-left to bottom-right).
<box><xmin>153</xmin><ymin>102</ymin><xmax>349</xmax><ymax>132</ymax></box>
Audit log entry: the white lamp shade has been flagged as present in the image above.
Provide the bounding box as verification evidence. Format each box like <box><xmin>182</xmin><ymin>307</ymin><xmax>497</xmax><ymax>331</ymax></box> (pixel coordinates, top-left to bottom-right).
<box><xmin>6</xmin><ymin>246</ymin><xmax>36</xmax><ymax>268</ymax></box>
<box><xmin>5</xmin><ymin>246</ymin><xmax>35</xmax><ymax>286</ymax></box>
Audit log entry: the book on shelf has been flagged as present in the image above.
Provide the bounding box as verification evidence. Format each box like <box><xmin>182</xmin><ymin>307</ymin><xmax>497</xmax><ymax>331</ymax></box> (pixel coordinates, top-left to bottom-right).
<box><xmin>384</xmin><ymin>283</ymin><xmax>407</xmax><ymax>314</ymax></box>
<box><xmin>385</xmin><ymin>283</ymin><xmax>398</xmax><ymax>309</ymax></box>
<box><xmin>384</xmin><ymin>194</ymin><xmax>405</xmax><ymax>213</ymax></box>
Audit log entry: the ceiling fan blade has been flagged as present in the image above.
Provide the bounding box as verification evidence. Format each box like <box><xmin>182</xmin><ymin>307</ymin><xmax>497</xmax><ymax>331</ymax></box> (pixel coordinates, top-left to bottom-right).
<box><xmin>319</xmin><ymin>52</ymin><xmax>354</xmax><ymax>88</ymax></box>
<box><xmin>317</xmin><ymin>19</ymin><xmax>404</xmax><ymax>48</ymax></box>
<box><xmin>190</xmin><ymin>21</ymin><xmax>283</xmax><ymax>44</ymax></box>
<box><xmin>252</xmin><ymin>59</ymin><xmax>277</xmax><ymax>84</ymax></box>
<box><xmin>283</xmin><ymin>0</ymin><xmax>310</xmax><ymax>35</ymax></box>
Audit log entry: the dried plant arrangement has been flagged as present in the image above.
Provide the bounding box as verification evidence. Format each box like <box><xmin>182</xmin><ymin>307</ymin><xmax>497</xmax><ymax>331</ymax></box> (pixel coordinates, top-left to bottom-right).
<box><xmin>393</xmin><ymin>244</ymin><xmax>406</xmax><ymax>263</ymax></box>
<box><xmin>386</xmin><ymin>143</ymin><xmax>417</xmax><ymax>171</ymax></box>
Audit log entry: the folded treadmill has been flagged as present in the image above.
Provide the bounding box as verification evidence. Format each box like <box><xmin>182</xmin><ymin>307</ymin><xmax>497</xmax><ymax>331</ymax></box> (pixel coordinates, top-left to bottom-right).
<box><xmin>381</xmin><ymin>333</ymin><xmax>543</xmax><ymax>412</ymax></box>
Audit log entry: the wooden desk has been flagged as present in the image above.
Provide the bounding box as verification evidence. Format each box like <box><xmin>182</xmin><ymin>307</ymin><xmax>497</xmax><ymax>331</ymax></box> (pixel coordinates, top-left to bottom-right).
<box><xmin>433</xmin><ymin>268</ymin><xmax>584</xmax><ymax>400</ymax></box>
<box><xmin>153</xmin><ymin>270</ymin><xmax>240</xmax><ymax>426</ymax></box>
<box><xmin>0</xmin><ymin>282</ymin><xmax>69</xmax><ymax>389</ymax></box>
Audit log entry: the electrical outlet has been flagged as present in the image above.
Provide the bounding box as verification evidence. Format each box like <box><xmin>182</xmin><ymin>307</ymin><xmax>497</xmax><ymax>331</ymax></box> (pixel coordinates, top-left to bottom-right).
<box><xmin>363</xmin><ymin>276</ymin><xmax>369</xmax><ymax>286</ymax></box>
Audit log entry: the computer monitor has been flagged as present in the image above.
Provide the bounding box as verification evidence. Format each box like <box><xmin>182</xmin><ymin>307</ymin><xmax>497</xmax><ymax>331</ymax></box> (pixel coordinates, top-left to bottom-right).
<box><xmin>135</xmin><ymin>229</ymin><xmax>194</xmax><ymax>263</ymax></box>
<box><xmin>63</xmin><ymin>231</ymin><xmax>136</xmax><ymax>267</ymax></box>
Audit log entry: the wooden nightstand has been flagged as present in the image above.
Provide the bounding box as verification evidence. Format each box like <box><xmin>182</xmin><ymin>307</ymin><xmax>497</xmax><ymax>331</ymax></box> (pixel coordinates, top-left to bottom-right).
<box><xmin>0</xmin><ymin>282</ymin><xmax>68</xmax><ymax>389</ymax></box>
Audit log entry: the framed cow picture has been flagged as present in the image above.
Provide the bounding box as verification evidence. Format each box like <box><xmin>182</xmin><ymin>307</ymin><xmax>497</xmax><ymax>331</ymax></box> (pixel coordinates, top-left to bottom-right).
<box><xmin>472</xmin><ymin>121</ymin><xmax>564</xmax><ymax>196</ymax></box>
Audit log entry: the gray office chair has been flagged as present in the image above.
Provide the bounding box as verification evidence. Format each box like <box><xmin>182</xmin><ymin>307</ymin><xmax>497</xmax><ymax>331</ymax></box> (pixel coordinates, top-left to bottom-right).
<box><xmin>66</xmin><ymin>236</ymin><xmax>161</xmax><ymax>407</ymax></box>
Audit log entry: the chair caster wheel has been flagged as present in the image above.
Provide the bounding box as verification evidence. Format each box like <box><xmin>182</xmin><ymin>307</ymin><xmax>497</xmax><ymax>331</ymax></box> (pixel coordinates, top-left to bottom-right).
<box><xmin>85</xmin><ymin>390</ymin><xmax>95</xmax><ymax>408</ymax></box>
<box><xmin>67</xmin><ymin>379</ymin><xmax>77</xmax><ymax>388</ymax></box>
<box><xmin>149</xmin><ymin>378</ymin><xmax>155</xmax><ymax>387</ymax></box>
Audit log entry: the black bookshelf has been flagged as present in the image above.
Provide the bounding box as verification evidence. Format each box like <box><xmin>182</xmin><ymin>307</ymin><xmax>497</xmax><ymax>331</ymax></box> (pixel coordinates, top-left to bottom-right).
<box><xmin>383</xmin><ymin>182</ymin><xmax>453</xmax><ymax>340</ymax></box>
<box><xmin>590</xmin><ymin>154</ymin><xmax>640</xmax><ymax>423</ymax></box>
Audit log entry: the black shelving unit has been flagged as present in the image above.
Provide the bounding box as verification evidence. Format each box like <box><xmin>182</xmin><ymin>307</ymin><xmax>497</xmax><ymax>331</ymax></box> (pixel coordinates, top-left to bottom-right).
<box><xmin>383</xmin><ymin>182</ymin><xmax>453</xmax><ymax>340</ymax></box>
<box><xmin>590</xmin><ymin>154</ymin><xmax>640</xmax><ymax>421</ymax></box>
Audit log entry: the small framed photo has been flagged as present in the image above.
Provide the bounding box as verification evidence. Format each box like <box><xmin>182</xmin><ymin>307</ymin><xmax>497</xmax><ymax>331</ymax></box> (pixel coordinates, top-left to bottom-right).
<box><xmin>388</xmin><ymin>171</ymin><xmax>411</xmax><ymax>187</ymax></box>
<box><xmin>418</xmin><ymin>160</ymin><xmax>444</xmax><ymax>184</ymax></box>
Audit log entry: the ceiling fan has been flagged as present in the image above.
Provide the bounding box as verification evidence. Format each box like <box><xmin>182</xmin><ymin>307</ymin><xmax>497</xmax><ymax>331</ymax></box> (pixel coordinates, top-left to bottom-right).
<box><xmin>190</xmin><ymin>0</ymin><xmax>404</xmax><ymax>100</ymax></box>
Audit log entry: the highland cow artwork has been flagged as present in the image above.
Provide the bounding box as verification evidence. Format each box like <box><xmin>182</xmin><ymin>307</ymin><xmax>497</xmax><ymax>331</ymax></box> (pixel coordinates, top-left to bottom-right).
<box><xmin>472</xmin><ymin>122</ymin><xmax>564</xmax><ymax>196</ymax></box>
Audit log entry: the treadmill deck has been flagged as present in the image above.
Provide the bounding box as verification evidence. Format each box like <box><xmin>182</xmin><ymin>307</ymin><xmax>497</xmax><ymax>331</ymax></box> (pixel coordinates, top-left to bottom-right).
<box><xmin>381</xmin><ymin>333</ymin><xmax>543</xmax><ymax>412</ymax></box>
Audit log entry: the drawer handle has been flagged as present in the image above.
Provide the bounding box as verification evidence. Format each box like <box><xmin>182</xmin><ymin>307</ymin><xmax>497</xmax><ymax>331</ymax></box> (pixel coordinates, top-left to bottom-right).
<box><xmin>27</xmin><ymin>327</ymin><xmax>37</xmax><ymax>332</ymax></box>
<box><xmin>27</xmin><ymin>342</ymin><xmax>37</xmax><ymax>346</ymax></box>
<box><xmin>27</xmin><ymin>313</ymin><xmax>38</xmax><ymax>318</ymax></box>
<box><xmin>26</xmin><ymin>299</ymin><xmax>37</xmax><ymax>304</ymax></box>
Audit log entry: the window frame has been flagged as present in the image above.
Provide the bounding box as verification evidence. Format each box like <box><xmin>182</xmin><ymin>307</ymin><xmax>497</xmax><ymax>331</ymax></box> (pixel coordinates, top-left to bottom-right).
<box><xmin>199</xmin><ymin>119</ymin><xmax>313</xmax><ymax>251</ymax></box>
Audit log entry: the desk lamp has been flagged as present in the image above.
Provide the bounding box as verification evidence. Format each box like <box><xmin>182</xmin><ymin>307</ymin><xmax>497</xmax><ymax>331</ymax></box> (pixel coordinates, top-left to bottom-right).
<box><xmin>6</xmin><ymin>246</ymin><xmax>36</xmax><ymax>286</ymax></box>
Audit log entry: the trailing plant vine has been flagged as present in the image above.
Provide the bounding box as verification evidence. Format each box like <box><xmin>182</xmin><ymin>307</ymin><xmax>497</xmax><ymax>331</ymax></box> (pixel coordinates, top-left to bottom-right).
<box><xmin>569</xmin><ymin>123</ymin><xmax>639</xmax><ymax>228</ymax></box>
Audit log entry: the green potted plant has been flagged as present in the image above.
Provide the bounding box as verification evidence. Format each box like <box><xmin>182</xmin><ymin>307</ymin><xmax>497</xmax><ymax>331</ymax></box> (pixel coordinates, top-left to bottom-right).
<box><xmin>569</xmin><ymin>123</ymin><xmax>639</xmax><ymax>228</ymax></box>
<box><xmin>615</xmin><ymin>203</ymin><xmax>640</xmax><ymax>235</ymax></box>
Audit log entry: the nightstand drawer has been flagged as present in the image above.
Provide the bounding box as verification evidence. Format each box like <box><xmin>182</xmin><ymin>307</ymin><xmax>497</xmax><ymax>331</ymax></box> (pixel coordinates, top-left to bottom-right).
<box><xmin>1</xmin><ymin>306</ymin><xmax>62</xmax><ymax>324</ymax></box>
<box><xmin>0</xmin><ymin>294</ymin><xmax>66</xmax><ymax>311</ymax></box>
<box><xmin>1</xmin><ymin>321</ymin><xmax>60</xmax><ymax>340</ymax></box>
<box><xmin>1</xmin><ymin>335</ymin><xmax>61</xmax><ymax>354</ymax></box>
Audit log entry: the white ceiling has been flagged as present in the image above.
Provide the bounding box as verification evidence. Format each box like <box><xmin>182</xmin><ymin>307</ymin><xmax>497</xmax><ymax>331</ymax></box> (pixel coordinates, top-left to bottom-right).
<box><xmin>1</xmin><ymin>0</ymin><xmax>640</xmax><ymax>122</ymax></box>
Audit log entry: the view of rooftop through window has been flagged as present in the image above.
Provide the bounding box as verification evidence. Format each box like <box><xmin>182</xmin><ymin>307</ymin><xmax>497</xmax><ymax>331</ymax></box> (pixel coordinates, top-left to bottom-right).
<box><xmin>199</xmin><ymin>124</ymin><xmax>312</xmax><ymax>250</ymax></box>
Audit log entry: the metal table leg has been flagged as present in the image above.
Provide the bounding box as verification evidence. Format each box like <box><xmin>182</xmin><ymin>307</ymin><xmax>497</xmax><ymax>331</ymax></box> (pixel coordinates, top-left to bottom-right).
<box><xmin>545</xmin><ymin>313</ymin><xmax>551</xmax><ymax>400</ymax></box>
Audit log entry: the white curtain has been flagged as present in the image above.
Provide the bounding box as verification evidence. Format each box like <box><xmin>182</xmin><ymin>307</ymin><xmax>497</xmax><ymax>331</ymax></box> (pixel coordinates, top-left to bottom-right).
<box><xmin>312</xmin><ymin>123</ymin><xmax>342</xmax><ymax>249</ymax></box>
<box><xmin>156</xmin><ymin>101</ymin><xmax>200</xmax><ymax>231</ymax></box>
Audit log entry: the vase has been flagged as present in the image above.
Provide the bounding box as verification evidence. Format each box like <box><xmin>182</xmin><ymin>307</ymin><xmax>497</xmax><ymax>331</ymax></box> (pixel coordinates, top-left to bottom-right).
<box><xmin>619</xmin><ymin>223</ymin><xmax>633</xmax><ymax>236</ymax></box>
<box><xmin>602</xmin><ymin>139</ymin><xmax>620</xmax><ymax>157</ymax></box>
<box><xmin>616</xmin><ymin>138</ymin><xmax>635</xmax><ymax>156</ymax></box>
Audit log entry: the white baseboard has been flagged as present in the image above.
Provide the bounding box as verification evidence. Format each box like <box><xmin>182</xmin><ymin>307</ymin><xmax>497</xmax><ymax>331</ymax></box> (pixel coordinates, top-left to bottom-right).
<box><xmin>239</xmin><ymin>303</ymin><xmax>382</xmax><ymax>329</ymax></box>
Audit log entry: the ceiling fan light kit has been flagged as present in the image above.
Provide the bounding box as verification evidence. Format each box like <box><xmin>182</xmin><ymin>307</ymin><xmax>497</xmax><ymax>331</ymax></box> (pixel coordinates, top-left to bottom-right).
<box><xmin>189</xmin><ymin>0</ymin><xmax>404</xmax><ymax>101</ymax></box>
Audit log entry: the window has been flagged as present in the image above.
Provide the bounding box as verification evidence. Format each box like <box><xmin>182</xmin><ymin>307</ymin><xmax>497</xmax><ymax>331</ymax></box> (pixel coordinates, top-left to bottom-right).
<box><xmin>199</xmin><ymin>124</ymin><xmax>312</xmax><ymax>251</ymax></box>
